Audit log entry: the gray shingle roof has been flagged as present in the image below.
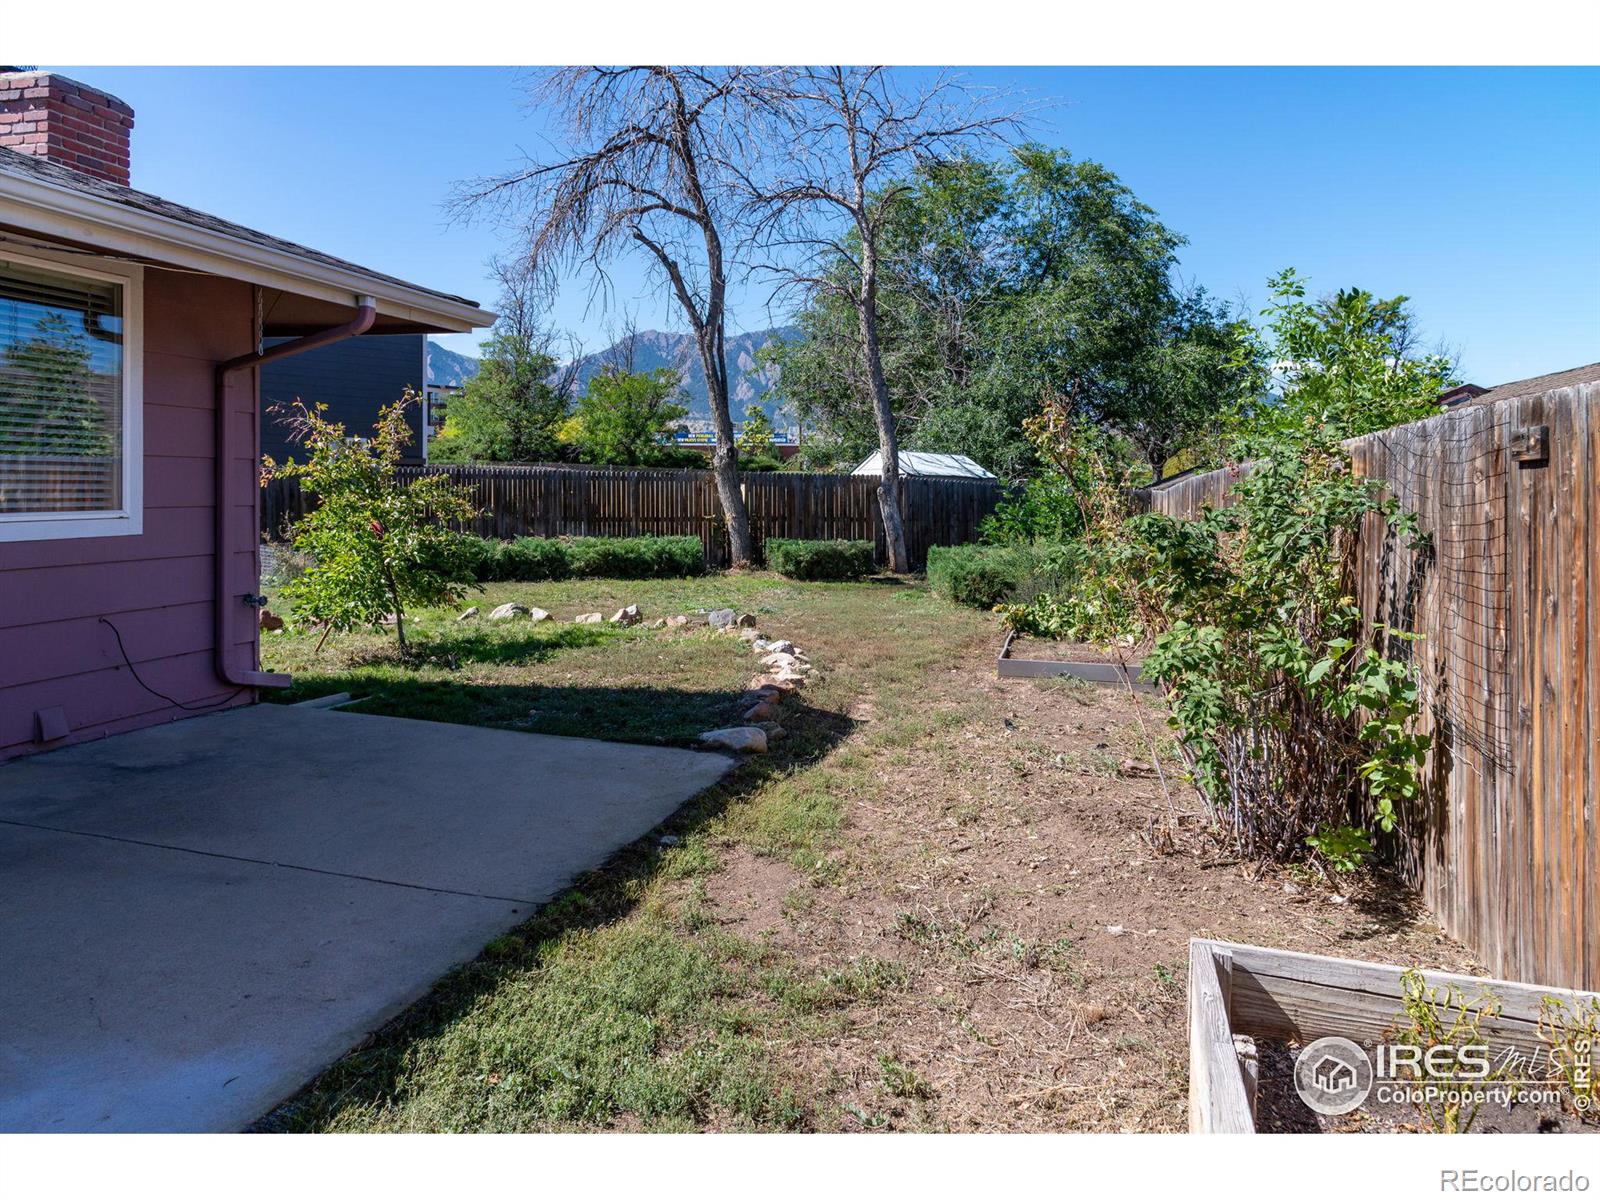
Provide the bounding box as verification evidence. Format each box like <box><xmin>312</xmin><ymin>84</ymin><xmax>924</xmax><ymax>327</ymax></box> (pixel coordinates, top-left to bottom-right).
<box><xmin>0</xmin><ymin>145</ymin><xmax>479</xmax><ymax>311</ymax></box>
<box><xmin>1460</xmin><ymin>362</ymin><xmax>1600</xmax><ymax>408</ymax></box>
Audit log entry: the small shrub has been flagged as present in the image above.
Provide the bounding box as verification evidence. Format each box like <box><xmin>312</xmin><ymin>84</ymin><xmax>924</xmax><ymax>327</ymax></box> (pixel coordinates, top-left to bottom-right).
<box><xmin>495</xmin><ymin>537</ymin><xmax>573</xmax><ymax>582</ymax></box>
<box><xmin>460</xmin><ymin>534</ymin><xmax>705</xmax><ymax>580</ymax></box>
<box><xmin>1538</xmin><ymin>994</ymin><xmax>1600</xmax><ymax>1122</ymax></box>
<box><xmin>459</xmin><ymin>535</ymin><xmax>571</xmax><ymax>582</ymax></box>
<box><xmin>1391</xmin><ymin>967</ymin><xmax>1504</xmax><ymax>1133</ymax></box>
<box><xmin>764</xmin><ymin>538</ymin><xmax>874</xmax><ymax>581</ymax></box>
<box><xmin>265</xmin><ymin>394</ymin><xmax>478</xmax><ymax>650</ymax></box>
<box><xmin>454</xmin><ymin>533</ymin><xmax>500</xmax><ymax>582</ymax></box>
<box><xmin>567</xmin><ymin>535</ymin><xmax>704</xmax><ymax>578</ymax></box>
<box><xmin>927</xmin><ymin>543</ymin><xmax>1079</xmax><ymax>609</ymax></box>
<box><xmin>980</xmin><ymin>474</ymin><xmax>1084</xmax><ymax>545</ymax></box>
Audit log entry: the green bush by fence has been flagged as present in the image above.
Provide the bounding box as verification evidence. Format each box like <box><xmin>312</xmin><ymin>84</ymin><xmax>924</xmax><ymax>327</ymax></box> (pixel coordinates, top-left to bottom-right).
<box><xmin>927</xmin><ymin>543</ymin><xmax>1082</xmax><ymax>609</ymax></box>
<box><xmin>567</xmin><ymin>535</ymin><xmax>705</xmax><ymax>579</ymax></box>
<box><xmin>468</xmin><ymin>537</ymin><xmax>573</xmax><ymax>582</ymax></box>
<box><xmin>460</xmin><ymin>534</ymin><xmax>705</xmax><ymax>582</ymax></box>
<box><xmin>763</xmin><ymin>538</ymin><xmax>875</xmax><ymax>581</ymax></box>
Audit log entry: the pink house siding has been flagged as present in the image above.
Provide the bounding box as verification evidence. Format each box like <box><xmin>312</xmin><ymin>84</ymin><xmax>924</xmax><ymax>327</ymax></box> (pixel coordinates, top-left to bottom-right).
<box><xmin>0</xmin><ymin>268</ymin><xmax>262</xmax><ymax>759</ymax></box>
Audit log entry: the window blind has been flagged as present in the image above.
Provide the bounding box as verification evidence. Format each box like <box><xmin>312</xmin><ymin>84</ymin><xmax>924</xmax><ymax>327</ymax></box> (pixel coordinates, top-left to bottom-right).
<box><xmin>0</xmin><ymin>259</ymin><xmax>125</xmax><ymax>516</ymax></box>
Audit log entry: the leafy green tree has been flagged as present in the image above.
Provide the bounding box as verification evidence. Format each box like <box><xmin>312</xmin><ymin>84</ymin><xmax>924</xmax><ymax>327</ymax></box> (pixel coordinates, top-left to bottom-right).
<box><xmin>1110</xmin><ymin>285</ymin><xmax>1259</xmax><ymax>480</ymax></box>
<box><xmin>734</xmin><ymin>403</ymin><xmax>784</xmax><ymax>470</ymax></box>
<box><xmin>428</xmin><ymin>331</ymin><xmax>567</xmax><ymax>463</ymax></box>
<box><xmin>564</xmin><ymin>368</ymin><xmax>691</xmax><ymax>466</ymax></box>
<box><xmin>266</xmin><ymin>392</ymin><xmax>479</xmax><ymax>651</ymax></box>
<box><xmin>1223</xmin><ymin>269</ymin><xmax>1454</xmax><ymax>458</ymax></box>
<box><xmin>429</xmin><ymin>260</ymin><xmax>572</xmax><ymax>464</ymax></box>
<box><xmin>736</xmin><ymin>403</ymin><xmax>775</xmax><ymax>457</ymax></box>
<box><xmin>770</xmin><ymin>149</ymin><xmax>1251</xmax><ymax>482</ymax></box>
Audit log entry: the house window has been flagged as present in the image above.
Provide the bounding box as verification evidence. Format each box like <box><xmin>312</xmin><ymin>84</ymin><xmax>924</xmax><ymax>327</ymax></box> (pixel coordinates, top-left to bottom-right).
<box><xmin>0</xmin><ymin>250</ymin><xmax>142</xmax><ymax>541</ymax></box>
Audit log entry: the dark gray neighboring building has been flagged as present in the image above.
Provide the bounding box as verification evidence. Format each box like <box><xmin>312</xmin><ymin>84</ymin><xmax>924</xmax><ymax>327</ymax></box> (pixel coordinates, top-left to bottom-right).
<box><xmin>260</xmin><ymin>333</ymin><xmax>428</xmax><ymax>465</ymax></box>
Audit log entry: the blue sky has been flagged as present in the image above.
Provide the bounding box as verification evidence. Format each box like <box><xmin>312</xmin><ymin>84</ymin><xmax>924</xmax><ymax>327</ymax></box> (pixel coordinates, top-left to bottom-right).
<box><xmin>64</xmin><ymin>66</ymin><xmax>1600</xmax><ymax>385</ymax></box>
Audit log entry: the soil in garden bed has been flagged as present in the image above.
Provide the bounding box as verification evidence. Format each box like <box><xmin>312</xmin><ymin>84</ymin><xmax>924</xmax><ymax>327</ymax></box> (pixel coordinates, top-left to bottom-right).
<box><xmin>1005</xmin><ymin>637</ymin><xmax>1129</xmax><ymax>665</ymax></box>
<box><xmin>1254</xmin><ymin>1038</ymin><xmax>1598</xmax><ymax>1134</ymax></box>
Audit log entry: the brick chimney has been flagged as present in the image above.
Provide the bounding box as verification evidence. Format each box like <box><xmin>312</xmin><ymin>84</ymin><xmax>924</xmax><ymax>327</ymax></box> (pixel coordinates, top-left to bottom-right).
<box><xmin>0</xmin><ymin>69</ymin><xmax>134</xmax><ymax>186</ymax></box>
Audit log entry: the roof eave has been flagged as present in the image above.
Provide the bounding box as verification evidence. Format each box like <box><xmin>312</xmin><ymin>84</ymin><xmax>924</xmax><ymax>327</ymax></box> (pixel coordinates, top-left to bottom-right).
<box><xmin>0</xmin><ymin>169</ymin><xmax>495</xmax><ymax>334</ymax></box>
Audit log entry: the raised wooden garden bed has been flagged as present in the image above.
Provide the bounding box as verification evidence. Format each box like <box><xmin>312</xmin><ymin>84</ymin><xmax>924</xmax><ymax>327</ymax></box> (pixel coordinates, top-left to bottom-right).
<box><xmin>1187</xmin><ymin>938</ymin><xmax>1600</xmax><ymax>1134</ymax></box>
<box><xmin>995</xmin><ymin>630</ymin><xmax>1158</xmax><ymax>692</ymax></box>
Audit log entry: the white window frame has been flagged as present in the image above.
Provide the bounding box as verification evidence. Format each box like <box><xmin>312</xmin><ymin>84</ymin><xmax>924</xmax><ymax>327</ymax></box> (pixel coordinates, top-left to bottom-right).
<box><xmin>0</xmin><ymin>245</ymin><xmax>144</xmax><ymax>542</ymax></box>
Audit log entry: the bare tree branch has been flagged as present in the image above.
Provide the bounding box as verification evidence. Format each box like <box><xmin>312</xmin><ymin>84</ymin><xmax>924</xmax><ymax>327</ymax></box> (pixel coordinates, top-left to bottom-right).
<box><xmin>452</xmin><ymin>66</ymin><xmax>790</xmax><ymax>565</ymax></box>
<box><xmin>731</xmin><ymin>66</ymin><xmax>1024</xmax><ymax>571</ymax></box>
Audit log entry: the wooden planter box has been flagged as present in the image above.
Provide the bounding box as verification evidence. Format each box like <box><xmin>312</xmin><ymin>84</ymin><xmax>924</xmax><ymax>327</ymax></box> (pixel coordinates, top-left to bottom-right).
<box><xmin>1187</xmin><ymin>938</ymin><xmax>1600</xmax><ymax>1133</ymax></box>
<box><xmin>995</xmin><ymin>630</ymin><xmax>1158</xmax><ymax>693</ymax></box>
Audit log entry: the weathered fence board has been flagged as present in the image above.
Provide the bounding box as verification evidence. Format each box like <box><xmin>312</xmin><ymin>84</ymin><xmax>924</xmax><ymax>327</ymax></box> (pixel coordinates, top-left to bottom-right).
<box><xmin>1151</xmin><ymin>384</ymin><xmax>1599</xmax><ymax>991</ymax></box>
<box><xmin>263</xmin><ymin>463</ymin><xmax>1002</xmax><ymax>571</ymax></box>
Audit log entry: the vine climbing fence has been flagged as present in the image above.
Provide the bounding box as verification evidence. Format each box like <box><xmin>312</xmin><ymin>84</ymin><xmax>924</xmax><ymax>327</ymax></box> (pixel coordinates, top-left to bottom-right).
<box><xmin>1145</xmin><ymin>380</ymin><xmax>1597</xmax><ymax>990</ymax></box>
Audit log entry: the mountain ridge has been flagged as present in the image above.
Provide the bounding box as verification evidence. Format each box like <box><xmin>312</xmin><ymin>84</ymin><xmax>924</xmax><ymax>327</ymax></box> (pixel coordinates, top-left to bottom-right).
<box><xmin>427</xmin><ymin>327</ymin><xmax>798</xmax><ymax>428</ymax></box>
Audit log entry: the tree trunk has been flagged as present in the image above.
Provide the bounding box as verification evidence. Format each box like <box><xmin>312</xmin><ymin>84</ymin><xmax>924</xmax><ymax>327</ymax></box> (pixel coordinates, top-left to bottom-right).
<box><xmin>858</xmin><ymin>258</ymin><xmax>910</xmax><ymax>573</ymax></box>
<box><xmin>382</xmin><ymin>559</ymin><xmax>408</xmax><ymax>652</ymax></box>
<box><xmin>699</xmin><ymin>326</ymin><xmax>753</xmax><ymax>567</ymax></box>
<box><xmin>645</xmin><ymin>89</ymin><xmax>752</xmax><ymax>570</ymax></box>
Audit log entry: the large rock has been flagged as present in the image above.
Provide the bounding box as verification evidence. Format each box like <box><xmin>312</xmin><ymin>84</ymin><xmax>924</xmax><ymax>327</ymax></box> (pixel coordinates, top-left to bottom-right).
<box><xmin>707</xmin><ymin>608</ymin><xmax>738</xmax><ymax>629</ymax></box>
<box><xmin>610</xmin><ymin>604</ymin><xmax>643</xmax><ymax>626</ymax></box>
<box><xmin>666</xmin><ymin>615</ymin><xmax>691</xmax><ymax>628</ymax></box>
<box><xmin>698</xmin><ymin>726</ymin><xmax>768</xmax><ymax>754</ymax></box>
<box><xmin>574</xmin><ymin>612</ymin><xmax>604</xmax><ymax>624</ymax></box>
<box><xmin>742</xmin><ymin>700</ymin><xmax>780</xmax><ymax>722</ymax></box>
<box><xmin>735</xmin><ymin>613</ymin><xmax>758</xmax><ymax>628</ymax></box>
<box><xmin>489</xmin><ymin>602</ymin><xmax>529</xmax><ymax>621</ymax></box>
<box><xmin>764</xmin><ymin>639</ymin><xmax>796</xmax><ymax>656</ymax></box>
<box><xmin>456</xmin><ymin>606</ymin><xmax>480</xmax><ymax>622</ymax></box>
<box><xmin>527</xmin><ymin>608</ymin><xmax>553</xmax><ymax>623</ymax></box>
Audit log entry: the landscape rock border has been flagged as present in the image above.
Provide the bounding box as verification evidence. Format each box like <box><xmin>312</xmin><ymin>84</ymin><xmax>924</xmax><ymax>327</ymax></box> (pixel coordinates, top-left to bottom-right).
<box><xmin>689</xmin><ymin>610</ymin><xmax>817</xmax><ymax>754</ymax></box>
<box><xmin>460</xmin><ymin>597</ymin><xmax>818</xmax><ymax>757</ymax></box>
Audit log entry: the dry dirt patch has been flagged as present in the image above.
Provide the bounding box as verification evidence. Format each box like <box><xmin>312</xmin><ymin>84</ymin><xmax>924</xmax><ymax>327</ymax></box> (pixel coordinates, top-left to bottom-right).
<box><xmin>695</xmin><ymin>621</ymin><xmax>1480</xmax><ymax>1131</ymax></box>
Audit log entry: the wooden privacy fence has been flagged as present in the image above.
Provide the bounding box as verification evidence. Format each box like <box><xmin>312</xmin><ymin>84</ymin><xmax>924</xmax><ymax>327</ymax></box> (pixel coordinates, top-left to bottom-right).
<box><xmin>262</xmin><ymin>463</ymin><xmax>1004</xmax><ymax>570</ymax></box>
<box><xmin>1146</xmin><ymin>382</ymin><xmax>1597</xmax><ymax>991</ymax></box>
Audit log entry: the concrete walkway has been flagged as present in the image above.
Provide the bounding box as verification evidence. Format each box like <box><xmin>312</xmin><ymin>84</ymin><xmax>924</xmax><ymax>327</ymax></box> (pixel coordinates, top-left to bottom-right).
<box><xmin>0</xmin><ymin>704</ymin><xmax>733</xmax><ymax>1132</ymax></box>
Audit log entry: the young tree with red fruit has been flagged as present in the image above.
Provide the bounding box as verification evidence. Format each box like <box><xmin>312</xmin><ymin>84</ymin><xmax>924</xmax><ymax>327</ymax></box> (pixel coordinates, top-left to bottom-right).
<box><xmin>264</xmin><ymin>391</ymin><xmax>478</xmax><ymax>651</ymax></box>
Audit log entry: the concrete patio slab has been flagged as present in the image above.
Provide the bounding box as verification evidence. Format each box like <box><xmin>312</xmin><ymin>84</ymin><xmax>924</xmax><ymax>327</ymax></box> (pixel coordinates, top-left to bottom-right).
<box><xmin>0</xmin><ymin>704</ymin><xmax>734</xmax><ymax>1132</ymax></box>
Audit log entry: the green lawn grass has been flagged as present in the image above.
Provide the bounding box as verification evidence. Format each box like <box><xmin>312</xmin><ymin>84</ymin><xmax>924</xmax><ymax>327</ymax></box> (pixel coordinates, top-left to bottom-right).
<box><xmin>255</xmin><ymin>573</ymin><xmax>997</xmax><ymax>1132</ymax></box>
<box><xmin>264</xmin><ymin>577</ymin><xmax>811</xmax><ymax>746</ymax></box>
